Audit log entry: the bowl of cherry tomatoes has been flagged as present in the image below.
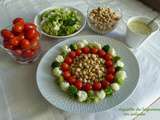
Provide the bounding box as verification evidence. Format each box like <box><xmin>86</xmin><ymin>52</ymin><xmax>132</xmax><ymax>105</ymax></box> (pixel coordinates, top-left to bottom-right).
<box><xmin>0</xmin><ymin>17</ymin><xmax>41</xmax><ymax>64</ymax></box>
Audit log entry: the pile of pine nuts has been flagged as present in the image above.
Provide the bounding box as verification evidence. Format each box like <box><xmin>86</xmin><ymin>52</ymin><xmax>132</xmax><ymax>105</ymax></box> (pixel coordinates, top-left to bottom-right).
<box><xmin>70</xmin><ymin>53</ymin><xmax>106</xmax><ymax>83</ymax></box>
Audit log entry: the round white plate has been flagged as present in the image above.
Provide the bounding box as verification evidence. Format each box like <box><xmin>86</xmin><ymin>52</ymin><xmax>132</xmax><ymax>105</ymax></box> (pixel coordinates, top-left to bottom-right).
<box><xmin>34</xmin><ymin>6</ymin><xmax>86</xmax><ymax>39</ymax></box>
<box><xmin>36</xmin><ymin>35</ymin><xmax>139</xmax><ymax>113</ymax></box>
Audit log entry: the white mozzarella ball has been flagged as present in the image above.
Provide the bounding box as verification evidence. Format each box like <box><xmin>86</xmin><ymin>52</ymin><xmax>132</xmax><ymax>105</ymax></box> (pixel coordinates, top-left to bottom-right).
<box><xmin>77</xmin><ymin>91</ymin><xmax>88</xmax><ymax>102</ymax></box>
<box><xmin>111</xmin><ymin>83</ymin><xmax>120</xmax><ymax>91</ymax></box>
<box><xmin>56</xmin><ymin>55</ymin><xmax>64</xmax><ymax>63</ymax></box>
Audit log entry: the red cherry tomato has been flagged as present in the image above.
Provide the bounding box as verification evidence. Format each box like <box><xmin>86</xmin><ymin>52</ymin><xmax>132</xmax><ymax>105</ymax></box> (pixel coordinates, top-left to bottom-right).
<box><xmin>81</xmin><ymin>47</ymin><xmax>90</xmax><ymax>54</ymax></box>
<box><xmin>83</xmin><ymin>83</ymin><xmax>92</xmax><ymax>92</ymax></box>
<box><xmin>13</xmin><ymin>18</ymin><xmax>25</xmax><ymax>25</ymax></box>
<box><xmin>31</xmin><ymin>43</ymin><xmax>40</xmax><ymax>51</ymax></box>
<box><xmin>106</xmin><ymin>74</ymin><xmax>114</xmax><ymax>83</ymax></box>
<box><xmin>91</xmin><ymin>48</ymin><xmax>98</xmax><ymax>54</ymax></box>
<box><xmin>67</xmin><ymin>76</ymin><xmax>76</xmax><ymax>84</ymax></box>
<box><xmin>20</xmin><ymin>39</ymin><xmax>30</xmax><ymax>49</ymax></box>
<box><xmin>64</xmin><ymin>57</ymin><xmax>72</xmax><ymax>65</ymax></box>
<box><xmin>24</xmin><ymin>23</ymin><xmax>36</xmax><ymax>31</ymax></box>
<box><xmin>17</xmin><ymin>33</ymin><xmax>25</xmax><ymax>39</ymax></box>
<box><xmin>3</xmin><ymin>42</ymin><xmax>14</xmax><ymax>50</ymax></box>
<box><xmin>12</xmin><ymin>23</ymin><xmax>24</xmax><ymax>33</ymax></box>
<box><xmin>101</xmin><ymin>80</ymin><xmax>110</xmax><ymax>89</ymax></box>
<box><xmin>98</xmin><ymin>49</ymin><xmax>106</xmax><ymax>58</ymax></box>
<box><xmin>74</xmin><ymin>80</ymin><xmax>83</xmax><ymax>90</ymax></box>
<box><xmin>63</xmin><ymin>71</ymin><xmax>71</xmax><ymax>79</ymax></box>
<box><xmin>22</xmin><ymin>49</ymin><xmax>34</xmax><ymax>58</ymax></box>
<box><xmin>93</xmin><ymin>81</ymin><xmax>102</xmax><ymax>91</ymax></box>
<box><xmin>1</xmin><ymin>29</ymin><xmax>14</xmax><ymax>40</ymax></box>
<box><xmin>30</xmin><ymin>39</ymin><xmax>39</xmax><ymax>49</ymax></box>
<box><xmin>105</xmin><ymin>60</ymin><xmax>113</xmax><ymax>67</ymax></box>
<box><xmin>69</xmin><ymin>51</ymin><xmax>76</xmax><ymax>58</ymax></box>
<box><xmin>12</xmin><ymin>49</ymin><xmax>22</xmax><ymax>56</ymax></box>
<box><xmin>29</xmin><ymin>32</ymin><xmax>40</xmax><ymax>41</ymax></box>
<box><xmin>30</xmin><ymin>47</ymin><xmax>39</xmax><ymax>56</ymax></box>
<box><xmin>61</xmin><ymin>63</ymin><xmax>69</xmax><ymax>71</ymax></box>
<box><xmin>26</xmin><ymin>29</ymin><xmax>36</xmax><ymax>40</ymax></box>
<box><xmin>9</xmin><ymin>37</ymin><xmax>20</xmax><ymax>46</ymax></box>
<box><xmin>75</xmin><ymin>49</ymin><xmax>81</xmax><ymax>56</ymax></box>
<box><xmin>104</xmin><ymin>53</ymin><xmax>112</xmax><ymax>61</ymax></box>
<box><xmin>107</xmin><ymin>66</ymin><xmax>115</xmax><ymax>74</ymax></box>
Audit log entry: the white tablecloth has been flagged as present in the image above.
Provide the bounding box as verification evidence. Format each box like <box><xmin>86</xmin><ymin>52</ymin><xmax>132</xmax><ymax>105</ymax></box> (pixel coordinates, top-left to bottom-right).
<box><xmin>0</xmin><ymin>0</ymin><xmax>160</xmax><ymax>120</ymax></box>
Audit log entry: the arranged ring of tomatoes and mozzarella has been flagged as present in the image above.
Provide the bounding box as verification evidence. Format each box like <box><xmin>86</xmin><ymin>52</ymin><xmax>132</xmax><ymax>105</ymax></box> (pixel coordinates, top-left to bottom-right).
<box><xmin>51</xmin><ymin>40</ymin><xmax>127</xmax><ymax>103</ymax></box>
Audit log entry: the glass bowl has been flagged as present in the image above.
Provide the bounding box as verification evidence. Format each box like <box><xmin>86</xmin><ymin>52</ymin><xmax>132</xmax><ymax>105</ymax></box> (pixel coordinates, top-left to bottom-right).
<box><xmin>87</xmin><ymin>2</ymin><xmax>122</xmax><ymax>34</ymax></box>
<box><xmin>0</xmin><ymin>27</ymin><xmax>42</xmax><ymax>64</ymax></box>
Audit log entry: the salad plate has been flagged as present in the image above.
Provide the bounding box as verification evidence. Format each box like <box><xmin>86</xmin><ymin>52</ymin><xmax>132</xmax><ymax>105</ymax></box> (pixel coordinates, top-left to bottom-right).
<box><xmin>36</xmin><ymin>35</ymin><xmax>139</xmax><ymax>112</ymax></box>
<box><xmin>34</xmin><ymin>6</ymin><xmax>86</xmax><ymax>39</ymax></box>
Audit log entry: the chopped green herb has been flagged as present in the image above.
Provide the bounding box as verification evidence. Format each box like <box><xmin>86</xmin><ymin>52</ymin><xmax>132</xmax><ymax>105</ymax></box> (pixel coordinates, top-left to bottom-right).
<box><xmin>51</xmin><ymin>61</ymin><xmax>60</xmax><ymax>69</ymax></box>
<box><xmin>70</xmin><ymin>43</ymin><xmax>78</xmax><ymax>51</ymax></box>
<box><xmin>61</xmin><ymin>51</ymin><xmax>68</xmax><ymax>57</ymax></box>
<box><xmin>56</xmin><ymin>76</ymin><xmax>64</xmax><ymax>85</ymax></box>
<box><xmin>68</xmin><ymin>85</ymin><xmax>78</xmax><ymax>97</ymax></box>
<box><xmin>105</xmin><ymin>86</ymin><xmax>113</xmax><ymax>96</ymax></box>
<box><xmin>102</xmin><ymin>45</ymin><xmax>110</xmax><ymax>52</ymax></box>
<box><xmin>112</xmin><ymin>56</ymin><xmax>121</xmax><ymax>63</ymax></box>
<box><xmin>115</xmin><ymin>66</ymin><xmax>123</xmax><ymax>71</ymax></box>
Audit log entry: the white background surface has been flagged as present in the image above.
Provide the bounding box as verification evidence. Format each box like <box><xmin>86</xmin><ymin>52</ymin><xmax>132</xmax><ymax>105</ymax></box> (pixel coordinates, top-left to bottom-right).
<box><xmin>0</xmin><ymin>0</ymin><xmax>160</xmax><ymax>120</ymax></box>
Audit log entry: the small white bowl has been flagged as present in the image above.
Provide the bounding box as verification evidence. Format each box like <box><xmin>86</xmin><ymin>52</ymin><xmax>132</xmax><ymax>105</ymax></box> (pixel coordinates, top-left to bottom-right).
<box><xmin>125</xmin><ymin>16</ymin><xmax>159</xmax><ymax>48</ymax></box>
<box><xmin>34</xmin><ymin>6</ymin><xmax>86</xmax><ymax>39</ymax></box>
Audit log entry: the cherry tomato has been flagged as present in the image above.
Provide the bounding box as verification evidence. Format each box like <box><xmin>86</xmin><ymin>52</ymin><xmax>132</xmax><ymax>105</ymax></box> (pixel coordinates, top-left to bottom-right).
<box><xmin>104</xmin><ymin>53</ymin><xmax>112</xmax><ymax>61</ymax></box>
<box><xmin>12</xmin><ymin>49</ymin><xmax>22</xmax><ymax>56</ymax></box>
<box><xmin>9</xmin><ymin>37</ymin><xmax>20</xmax><ymax>46</ymax></box>
<box><xmin>83</xmin><ymin>83</ymin><xmax>92</xmax><ymax>92</ymax></box>
<box><xmin>107</xmin><ymin>66</ymin><xmax>115</xmax><ymax>74</ymax></box>
<box><xmin>30</xmin><ymin>47</ymin><xmax>39</xmax><ymax>56</ymax></box>
<box><xmin>98</xmin><ymin>49</ymin><xmax>106</xmax><ymax>58</ymax></box>
<box><xmin>3</xmin><ymin>38</ymin><xmax>9</xmax><ymax>43</ymax></box>
<box><xmin>30</xmin><ymin>39</ymin><xmax>39</xmax><ymax>49</ymax></box>
<box><xmin>75</xmin><ymin>49</ymin><xmax>81</xmax><ymax>56</ymax></box>
<box><xmin>3</xmin><ymin>42</ymin><xmax>14</xmax><ymax>50</ymax></box>
<box><xmin>17</xmin><ymin>33</ymin><xmax>25</xmax><ymax>39</ymax></box>
<box><xmin>105</xmin><ymin>60</ymin><xmax>113</xmax><ymax>67</ymax></box>
<box><xmin>20</xmin><ymin>39</ymin><xmax>30</xmax><ymax>49</ymax></box>
<box><xmin>13</xmin><ymin>18</ymin><xmax>25</xmax><ymax>25</ymax></box>
<box><xmin>12</xmin><ymin>23</ymin><xmax>24</xmax><ymax>33</ymax></box>
<box><xmin>74</xmin><ymin>80</ymin><xmax>82</xmax><ymax>90</ymax></box>
<box><xmin>91</xmin><ymin>48</ymin><xmax>98</xmax><ymax>54</ymax></box>
<box><xmin>101</xmin><ymin>80</ymin><xmax>110</xmax><ymax>89</ymax></box>
<box><xmin>63</xmin><ymin>71</ymin><xmax>71</xmax><ymax>79</ymax></box>
<box><xmin>106</xmin><ymin>74</ymin><xmax>114</xmax><ymax>83</ymax></box>
<box><xmin>64</xmin><ymin>57</ymin><xmax>72</xmax><ymax>65</ymax></box>
<box><xmin>93</xmin><ymin>81</ymin><xmax>102</xmax><ymax>91</ymax></box>
<box><xmin>31</xmin><ymin>43</ymin><xmax>40</xmax><ymax>51</ymax></box>
<box><xmin>29</xmin><ymin>32</ymin><xmax>40</xmax><ymax>41</ymax></box>
<box><xmin>69</xmin><ymin>51</ymin><xmax>76</xmax><ymax>58</ymax></box>
<box><xmin>81</xmin><ymin>47</ymin><xmax>90</xmax><ymax>54</ymax></box>
<box><xmin>24</xmin><ymin>23</ymin><xmax>36</xmax><ymax>31</ymax></box>
<box><xmin>26</xmin><ymin>29</ymin><xmax>36</xmax><ymax>40</ymax></box>
<box><xmin>67</xmin><ymin>76</ymin><xmax>76</xmax><ymax>84</ymax></box>
<box><xmin>1</xmin><ymin>29</ymin><xmax>14</xmax><ymax>40</ymax></box>
<box><xmin>22</xmin><ymin>49</ymin><xmax>34</xmax><ymax>58</ymax></box>
<box><xmin>61</xmin><ymin>63</ymin><xmax>69</xmax><ymax>71</ymax></box>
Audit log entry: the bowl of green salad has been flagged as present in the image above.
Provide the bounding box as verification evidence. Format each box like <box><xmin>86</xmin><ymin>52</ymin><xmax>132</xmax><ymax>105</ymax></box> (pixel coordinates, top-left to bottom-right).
<box><xmin>34</xmin><ymin>6</ymin><xmax>86</xmax><ymax>39</ymax></box>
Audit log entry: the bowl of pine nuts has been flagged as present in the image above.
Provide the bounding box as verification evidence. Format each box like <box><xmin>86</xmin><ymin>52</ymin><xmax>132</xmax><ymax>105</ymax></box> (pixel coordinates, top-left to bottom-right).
<box><xmin>87</xmin><ymin>3</ymin><xmax>122</xmax><ymax>34</ymax></box>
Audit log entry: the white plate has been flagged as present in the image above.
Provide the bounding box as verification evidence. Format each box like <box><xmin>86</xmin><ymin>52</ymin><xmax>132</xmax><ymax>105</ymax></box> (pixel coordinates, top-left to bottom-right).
<box><xmin>36</xmin><ymin>35</ymin><xmax>139</xmax><ymax>113</ymax></box>
<box><xmin>34</xmin><ymin>6</ymin><xmax>86</xmax><ymax>39</ymax></box>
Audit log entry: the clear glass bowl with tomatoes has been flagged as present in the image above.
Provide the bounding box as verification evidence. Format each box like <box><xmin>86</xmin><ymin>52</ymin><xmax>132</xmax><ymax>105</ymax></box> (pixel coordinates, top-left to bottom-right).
<box><xmin>0</xmin><ymin>17</ymin><xmax>41</xmax><ymax>64</ymax></box>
